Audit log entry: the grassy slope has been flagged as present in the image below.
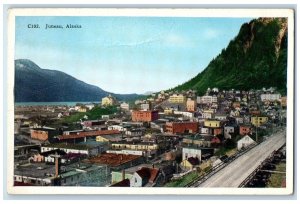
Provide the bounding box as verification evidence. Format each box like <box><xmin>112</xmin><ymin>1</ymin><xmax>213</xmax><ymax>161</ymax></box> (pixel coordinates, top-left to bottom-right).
<box><xmin>174</xmin><ymin>18</ymin><xmax>287</xmax><ymax>95</ymax></box>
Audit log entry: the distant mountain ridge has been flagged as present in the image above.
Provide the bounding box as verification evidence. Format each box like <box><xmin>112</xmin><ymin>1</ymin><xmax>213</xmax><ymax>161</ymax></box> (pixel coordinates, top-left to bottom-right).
<box><xmin>173</xmin><ymin>18</ymin><xmax>288</xmax><ymax>95</ymax></box>
<box><xmin>14</xmin><ymin>59</ymin><xmax>141</xmax><ymax>102</ymax></box>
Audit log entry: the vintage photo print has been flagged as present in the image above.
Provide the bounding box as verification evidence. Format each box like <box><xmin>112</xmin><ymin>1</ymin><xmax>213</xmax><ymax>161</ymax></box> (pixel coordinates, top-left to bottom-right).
<box><xmin>6</xmin><ymin>8</ymin><xmax>294</xmax><ymax>195</ymax></box>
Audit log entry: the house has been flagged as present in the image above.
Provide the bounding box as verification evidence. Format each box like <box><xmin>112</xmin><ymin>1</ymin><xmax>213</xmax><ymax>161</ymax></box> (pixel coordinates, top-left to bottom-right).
<box><xmin>186</xmin><ymin>98</ymin><xmax>197</xmax><ymax>112</ymax></box>
<box><xmin>120</xmin><ymin>102</ymin><xmax>130</xmax><ymax>110</ymax></box>
<box><xmin>251</xmin><ymin>116</ymin><xmax>268</xmax><ymax>127</ymax></box>
<box><xmin>131</xmin><ymin>110</ymin><xmax>159</xmax><ymax>122</ymax></box>
<box><xmin>204</xmin><ymin>120</ymin><xmax>221</xmax><ymax>128</ymax></box>
<box><xmin>165</xmin><ymin>121</ymin><xmax>198</xmax><ymax>134</ymax></box>
<box><xmin>168</xmin><ymin>94</ymin><xmax>186</xmax><ymax>103</ymax></box>
<box><xmin>101</xmin><ymin>94</ymin><xmax>118</xmax><ymax>106</ymax></box>
<box><xmin>81</xmin><ymin>120</ymin><xmax>106</xmax><ymax>129</ymax></box>
<box><xmin>41</xmin><ymin>142</ymin><xmax>108</xmax><ymax>157</ymax></box>
<box><xmin>84</xmin><ymin>153</ymin><xmax>143</xmax><ymax>171</ymax></box>
<box><xmin>14</xmin><ymin>163</ymin><xmax>56</xmax><ymax>186</ymax></box>
<box><xmin>78</xmin><ymin>106</ymin><xmax>87</xmax><ymax>113</ymax></box>
<box><xmin>214</xmin><ymin>114</ymin><xmax>227</xmax><ymax>121</ymax></box>
<box><xmin>237</xmin><ymin>135</ymin><xmax>256</xmax><ymax>150</ymax></box>
<box><xmin>224</xmin><ymin>126</ymin><xmax>235</xmax><ymax>135</ymax></box>
<box><xmin>130</xmin><ymin>167</ymin><xmax>159</xmax><ymax>187</ymax></box>
<box><xmin>197</xmin><ymin>95</ymin><xmax>218</xmax><ymax>104</ymax></box>
<box><xmin>57</xmin><ymin>130</ymin><xmax>121</xmax><ymax>143</ymax></box>
<box><xmin>125</xmin><ymin>128</ymin><xmax>144</xmax><ymax>137</ymax></box>
<box><xmin>260</xmin><ymin>93</ymin><xmax>281</xmax><ymax>102</ymax></box>
<box><xmin>96</xmin><ymin>134</ymin><xmax>123</xmax><ymax>142</ymax></box>
<box><xmin>281</xmin><ymin>96</ymin><xmax>287</xmax><ymax>108</ymax></box>
<box><xmin>239</xmin><ymin>125</ymin><xmax>252</xmax><ymax>136</ymax></box>
<box><xmin>141</xmin><ymin>102</ymin><xmax>151</xmax><ymax>111</ymax></box>
<box><xmin>200</xmin><ymin>127</ymin><xmax>210</xmax><ymax>134</ymax></box>
<box><xmin>201</xmin><ymin>110</ymin><xmax>214</xmax><ymax>119</ymax></box>
<box><xmin>85</xmin><ymin>103</ymin><xmax>95</xmax><ymax>110</ymax></box>
<box><xmin>110</xmin><ymin>178</ymin><xmax>130</xmax><ymax>187</ymax></box>
<box><xmin>30</xmin><ymin>127</ymin><xmax>58</xmax><ymax>141</ymax></box>
<box><xmin>60</xmin><ymin>163</ymin><xmax>110</xmax><ymax>186</ymax></box>
<box><xmin>164</xmin><ymin>108</ymin><xmax>174</xmax><ymax>115</ymax></box>
<box><xmin>110</xmin><ymin>142</ymin><xmax>159</xmax><ymax>152</ymax></box>
<box><xmin>181</xmin><ymin>157</ymin><xmax>200</xmax><ymax>170</ymax></box>
<box><xmin>182</xmin><ymin>146</ymin><xmax>214</xmax><ymax>162</ymax></box>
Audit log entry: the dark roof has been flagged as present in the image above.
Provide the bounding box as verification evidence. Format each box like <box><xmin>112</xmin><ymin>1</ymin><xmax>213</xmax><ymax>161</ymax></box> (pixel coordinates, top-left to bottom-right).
<box><xmin>58</xmin><ymin>130</ymin><xmax>120</xmax><ymax>140</ymax></box>
<box><xmin>187</xmin><ymin>157</ymin><xmax>200</xmax><ymax>165</ymax></box>
<box><xmin>110</xmin><ymin>179</ymin><xmax>130</xmax><ymax>187</ymax></box>
<box><xmin>136</xmin><ymin>167</ymin><xmax>160</xmax><ymax>183</ymax></box>
<box><xmin>40</xmin><ymin>149</ymin><xmax>66</xmax><ymax>156</ymax></box>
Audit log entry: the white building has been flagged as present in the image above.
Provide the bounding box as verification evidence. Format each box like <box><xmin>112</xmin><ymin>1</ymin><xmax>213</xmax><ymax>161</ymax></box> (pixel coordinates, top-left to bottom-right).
<box><xmin>237</xmin><ymin>135</ymin><xmax>256</xmax><ymax>150</ymax></box>
<box><xmin>141</xmin><ymin>103</ymin><xmax>151</xmax><ymax>111</ymax></box>
<box><xmin>173</xmin><ymin>111</ymin><xmax>194</xmax><ymax>119</ymax></box>
<box><xmin>197</xmin><ymin>95</ymin><xmax>218</xmax><ymax>104</ymax></box>
<box><xmin>260</xmin><ymin>94</ymin><xmax>281</xmax><ymax>102</ymax></box>
<box><xmin>120</xmin><ymin>102</ymin><xmax>130</xmax><ymax>110</ymax></box>
<box><xmin>182</xmin><ymin>147</ymin><xmax>202</xmax><ymax>161</ymax></box>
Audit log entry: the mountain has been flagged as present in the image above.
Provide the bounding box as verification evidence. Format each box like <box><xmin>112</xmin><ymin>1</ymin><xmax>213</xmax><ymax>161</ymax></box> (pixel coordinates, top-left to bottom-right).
<box><xmin>14</xmin><ymin>59</ymin><xmax>141</xmax><ymax>102</ymax></box>
<box><xmin>174</xmin><ymin>18</ymin><xmax>288</xmax><ymax>95</ymax></box>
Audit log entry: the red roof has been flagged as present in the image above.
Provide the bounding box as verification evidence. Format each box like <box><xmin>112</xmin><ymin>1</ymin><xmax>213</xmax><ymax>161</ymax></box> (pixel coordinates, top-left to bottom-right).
<box><xmin>58</xmin><ymin>130</ymin><xmax>120</xmax><ymax>140</ymax></box>
<box><xmin>136</xmin><ymin>167</ymin><xmax>159</xmax><ymax>183</ymax></box>
<box><xmin>84</xmin><ymin>153</ymin><xmax>141</xmax><ymax>167</ymax></box>
<box><xmin>14</xmin><ymin>181</ymin><xmax>34</xmax><ymax>186</ymax></box>
<box><xmin>110</xmin><ymin>179</ymin><xmax>130</xmax><ymax>187</ymax></box>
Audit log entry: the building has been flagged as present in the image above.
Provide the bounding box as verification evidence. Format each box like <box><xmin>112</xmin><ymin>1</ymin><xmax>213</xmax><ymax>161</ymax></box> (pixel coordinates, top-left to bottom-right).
<box><xmin>131</xmin><ymin>110</ymin><xmax>159</xmax><ymax>122</ymax></box>
<box><xmin>168</xmin><ymin>94</ymin><xmax>186</xmax><ymax>103</ymax></box>
<box><xmin>101</xmin><ymin>94</ymin><xmax>118</xmax><ymax>106</ymax></box>
<box><xmin>260</xmin><ymin>93</ymin><xmax>281</xmax><ymax>102</ymax></box>
<box><xmin>41</xmin><ymin>142</ymin><xmax>109</xmax><ymax>157</ymax></box>
<box><xmin>239</xmin><ymin>125</ymin><xmax>252</xmax><ymax>136</ymax></box>
<box><xmin>84</xmin><ymin>153</ymin><xmax>143</xmax><ymax>171</ymax></box>
<box><xmin>96</xmin><ymin>134</ymin><xmax>123</xmax><ymax>142</ymax></box>
<box><xmin>165</xmin><ymin>122</ymin><xmax>198</xmax><ymax>134</ymax></box>
<box><xmin>182</xmin><ymin>134</ymin><xmax>220</xmax><ymax>148</ymax></box>
<box><xmin>251</xmin><ymin>116</ymin><xmax>268</xmax><ymax>127</ymax></box>
<box><xmin>141</xmin><ymin>103</ymin><xmax>151</xmax><ymax>111</ymax></box>
<box><xmin>201</xmin><ymin>110</ymin><xmax>215</xmax><ymax>119</ymax></box>
<box><xmin>130</xmin><ymin>167</ymin><xmax>159</xmax><ymax>187</ymax></box>
<box><xmin>78</xmin><ymin>106</ymin><xmax>87</xmax><ymax>113</ymax></box>
<box><xmin>58</xmin><ymin>130</ymin><xmax>120</xmax><ymax>143</ymax></box>
<box><xmin>181</xmin><ymin>157</ymin><xmax>200</xmax><ymax>171</ymax></box>
<box><xmin>182</xmin><ymin>146</ymin><xmax>214</xmax><ymax>162</ymax></box>
<box><xmin>197</xmin><ymin>95</ymin><xmax>218</xmax><ymax>104</ymax></box>
<box><xmin>281</xmin><ymin>96</ymin><xmax>287</xmax><ymax>108</ymax></box>
<box><xmin>30</xmin><ymin>127</ymin><xmax>58</xmax><ymax>141</ymax></box>
<box><xmin>186</xmin><ymin>98</ymin><xmax>197</xmax><ymax>112</ymax></box>
<box><xmin>110</xmin><ymin>142</ymin><xmax>158</xmax><ymax>152</ymax></box>
<box><xmin>204</xmin><ymin>120</ymin><xmax>221</xmax><ymax>128</ymax></box>
<box><xmin>81</xmin><ymin>120</ymin><xmax>106</xmax><ymax>129</ymax></box>
<box><xmin>14</xmin><ymin>163</ymin><xmax>56</xmax><ymax>186</ymax></box>
<box><xmin>237</xmin><ymin>135</ymin><xmax>256</xmax><ymax>150</ymax></box>
<box><xmin>60</xmin><ymin>164</ymin><xmax>110</xmax><ymax>186</ymax></box>
<box><xmin>120</xmin><ymin>102</ymin><xmax>130</xmax><ymax>110</ymax></box>
<box><xmin>214</xmin><ymin>114</ymin><xmax>227</xmax><ymax>121</ymax></box>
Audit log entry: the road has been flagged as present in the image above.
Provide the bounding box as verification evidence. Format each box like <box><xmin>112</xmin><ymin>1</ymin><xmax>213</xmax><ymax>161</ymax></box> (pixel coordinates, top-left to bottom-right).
<box><xmin>196</xmin><ymin>128</ymin><xmax>286</xmax><ymax>187</ymax></box>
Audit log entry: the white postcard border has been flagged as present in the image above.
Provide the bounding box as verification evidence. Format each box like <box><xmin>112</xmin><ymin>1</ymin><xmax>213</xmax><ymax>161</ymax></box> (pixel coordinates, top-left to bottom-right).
<box><xmin>6</xmin><ymin>8</ymin><xmax>295</xmax><ymax>195</ymax></box>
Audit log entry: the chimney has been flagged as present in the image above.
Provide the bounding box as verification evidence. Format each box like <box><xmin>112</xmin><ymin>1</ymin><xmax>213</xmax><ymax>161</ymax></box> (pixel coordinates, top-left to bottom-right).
<box><xmin>122</xmin><ymin>169</ymin><xmax>125</xmax><ymax>180</ymax></box>
<box><xmin>54</xmin><ymin>155</ymin><xmax>61</xmax><ymax>178</ymax></box>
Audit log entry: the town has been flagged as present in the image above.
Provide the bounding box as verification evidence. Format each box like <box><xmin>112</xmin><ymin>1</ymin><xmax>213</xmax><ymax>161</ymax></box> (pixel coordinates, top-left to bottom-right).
<box><xmin>14</xmin><ymin>87</ymin><xmax>287</xmax><ymax>187</ymax></box>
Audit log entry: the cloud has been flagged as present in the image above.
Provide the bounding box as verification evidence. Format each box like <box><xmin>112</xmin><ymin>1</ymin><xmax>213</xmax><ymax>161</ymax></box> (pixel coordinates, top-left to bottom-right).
<box><xmin>203</xmin><ymin>28</ymin><xmax>219</xmax><ymax>40</ymax></box>
<box><xmin>163</xmin><ymin>33</ymin><xmax>191</xmax><ymax>47</ymax></box>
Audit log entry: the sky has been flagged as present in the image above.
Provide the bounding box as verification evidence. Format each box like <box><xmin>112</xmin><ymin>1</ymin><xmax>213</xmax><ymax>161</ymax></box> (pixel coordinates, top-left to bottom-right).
<box><xmin>15</xmin><ymin>16</ymin><xmax>252</xmax><ymax>94</ymax></box>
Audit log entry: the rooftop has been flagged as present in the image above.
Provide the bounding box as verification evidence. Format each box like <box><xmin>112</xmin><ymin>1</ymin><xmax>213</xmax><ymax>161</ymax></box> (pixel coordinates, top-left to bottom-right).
<box><xmin>14</xmin><ymin>163</ymin><xmax>56</xmax><ymax>179</ymax></box>
<box><xmin>58</xmin><ymin>130</ymin><xmax>120</xmax><ymax>140</ymax></box>
<box><xmin>84</xmin><ymin>153</ymin><xmax>141</xmax><ymax>167</ymax></box>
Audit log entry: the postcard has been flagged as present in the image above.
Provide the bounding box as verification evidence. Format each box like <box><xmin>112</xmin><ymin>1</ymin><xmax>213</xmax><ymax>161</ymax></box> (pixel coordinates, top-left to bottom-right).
<box><xmin>6</xmin><ymin>8</ymin><xmax>294</xmax><ymax>195</ymax></box>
